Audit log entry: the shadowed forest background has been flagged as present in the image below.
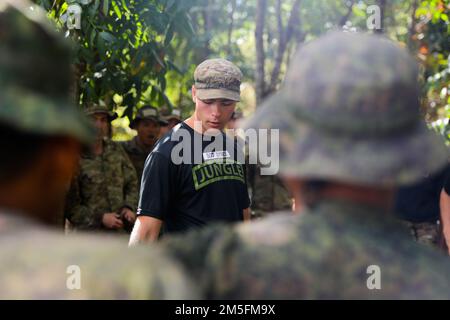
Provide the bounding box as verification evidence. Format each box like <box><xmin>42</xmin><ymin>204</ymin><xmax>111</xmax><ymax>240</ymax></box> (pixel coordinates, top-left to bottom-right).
<box><xmin>33</xmin><ymin>0</ymin><xmax>449</xmax><ymax>140</ymax></box>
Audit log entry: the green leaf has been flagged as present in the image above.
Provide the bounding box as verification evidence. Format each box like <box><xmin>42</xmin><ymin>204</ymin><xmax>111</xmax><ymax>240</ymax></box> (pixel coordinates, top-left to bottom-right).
<box><xmin>158</xmin><ymin>91</ymin><xmax>165</xmax><ymax>106</ymax></box>
<box><xmin>123</xmin><ymin>93</ymin><xmax>134</xmax><ymax>108</ymax></box>
<box><xmin>150</xmin><ymin>86</ymin><xmax>158</xmax><ymax>100</ymax></box>
<box><xmin>164</xmin><ymin>23</ymin><xmax>174</xmax><ymax>47</ymax></box>
<box><xmin>89</xmin><ymin>28</ymin><xmax>97</xmax><ymax>47</ymax></box>
<box><xmin>102</xmin><ymin>0</ymin><xmax>110</xmax><ymax>16</ymax></box>
<box><xmin>121</xmin><ymin>0</ymin><xmax>130</xmax><ymax>13</ymax></box>
<box><xmin>112</xmin><ymin>1</ymin><xmax>122</xmax><ymax>19</ymax></box>
<box><xmin>166</xmin><ymin>60</ymin><xmax>182</xmax><ymax>74</ymax></box>
<box><xmin>159</xmin><ymin>75</ymin><xmax>167</xmax><ymax>92</ymax></box>
<box><xmin>99</xmin><ymin>31</ymin><xmax>116</xmax><ymax>42</ymax></box>
<box><xmin>441</xmin><ymin>14</ymin><xmax>449</xmax><ymax>22</ymax></box>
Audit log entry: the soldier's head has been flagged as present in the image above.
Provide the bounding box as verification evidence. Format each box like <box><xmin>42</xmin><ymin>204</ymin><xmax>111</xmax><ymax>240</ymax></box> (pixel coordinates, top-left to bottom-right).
<box><xmin>165</xmin><ymin>109</ymin><xmax>182</xmax><ymax>130</ymax></box>
<box><xmin>0</xmin><ymin>0</ymin><xmax>93</xmax><ymax>224</ymax></box>
<box><xmin>85</xmin><ymin>104</ymin><xmax>117</xmax><ymax>140</ymax></box>
<box><xmin>130</xmin><ymin>105</ymin><xmax>166</xmax><ymax>147</ymax></box>
<box><xmin>245</xmin><ymin>32</ymin><xmax>448</xmax><ymax>212</ymax></box>
<box><xmin>192</xmin><ymin>59</ymin><xmax>242</xmax><ymax>132</ymax></box>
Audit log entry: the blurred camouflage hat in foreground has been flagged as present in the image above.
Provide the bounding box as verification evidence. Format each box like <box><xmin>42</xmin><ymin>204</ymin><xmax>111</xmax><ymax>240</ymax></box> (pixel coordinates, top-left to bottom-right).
<box><xmin>194</xmin><ymin>58</ymin><xmax>242</xmax><ymax>102</ymax></box>
<box><xmin>0</xmin><ymin>0</ymin><xmax>93</xmax><ymax>143</ymax></box>
<box><xmin>245</xmin><ymin>31</ymin><xmax>448</xmax><ymax>186</ymax></box>
<box><xmin>85</xmin><ymin>103</ymin><xmax>118</xmax><ymax>122</ymax></box>
<box><xmin>129</xmin><ymin>105</ymin><xmax>167</xmax><ymax>129</ymax></box>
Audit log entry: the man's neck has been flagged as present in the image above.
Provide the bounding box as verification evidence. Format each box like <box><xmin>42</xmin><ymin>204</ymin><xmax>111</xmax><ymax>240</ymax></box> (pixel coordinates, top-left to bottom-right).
<box><xmin>185</xmin><ymin>117</ymin><xmax>224</xmax><ymax>135</ymax></box>
<box><xmin>317</xmin><ymin>184</ymin><xmax>394</xmax><ymax>211</ymax></box>
<box><xmin>93</xmin><ymin>139</ymin><xmax>104</xmax><ymax>156</ymax></box>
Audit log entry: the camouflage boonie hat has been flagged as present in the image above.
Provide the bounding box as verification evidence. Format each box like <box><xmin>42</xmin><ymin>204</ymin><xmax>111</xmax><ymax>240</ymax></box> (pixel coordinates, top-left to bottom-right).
<box><xmin>194</xmin><ymin>58</ymin><xmax>242</xmax><ymax>102</ymax></box>
<box><xmin>245</xmin><ymin>31</ymin><xmax>448</xmax><ymax>186</ymax></box>
<box><xmin>85</xmin><ymin>104</ymin><xmax>118</xmax><ymax>122</ymax></box>
<box><xmin>129</xmin><ymin>105</ymin><xmax>167</xmax><ymax>129</ymax></box>
<box><xmin>0</xmin><ymin>0</ymin><xmax>93</xmax><ymax>143</ymax></box>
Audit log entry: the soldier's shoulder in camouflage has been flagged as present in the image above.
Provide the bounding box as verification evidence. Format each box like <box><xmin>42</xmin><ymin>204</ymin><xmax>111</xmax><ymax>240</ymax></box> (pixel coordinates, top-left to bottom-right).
<box><xmin>0</xmin><ymin>212</ymin><xmax>198</xmax><ymax>299</ymax></box>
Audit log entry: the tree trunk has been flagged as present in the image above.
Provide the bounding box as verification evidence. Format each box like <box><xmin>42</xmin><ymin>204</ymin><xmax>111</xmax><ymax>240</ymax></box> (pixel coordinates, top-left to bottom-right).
<box><xmin>255</xmin><ymin>0</ymin><xmax>267</xmax><ymax>106</ymax></box>
<box><xmin>269</xmin><ymin>0</ymin><xmax>301</xmax><ymax>93</ymax></box>
<box><xmin>408</xmin><ymin>0</ymin><xmax>419</xmax><ymax>50</ymax></box>
<box><xmin>339</xmin><ymin>0</ymin><xmax>354</xmax><ymax>27</ymax></box>
<box><xmin>226</xmin><ymin>0</ymin><xmax>236</xmax><ymax>57</ymax></box>
<box><xmin>375</xmin><ymin>0</ymin><xmax>386</xmax><ymax>34</ymax></box>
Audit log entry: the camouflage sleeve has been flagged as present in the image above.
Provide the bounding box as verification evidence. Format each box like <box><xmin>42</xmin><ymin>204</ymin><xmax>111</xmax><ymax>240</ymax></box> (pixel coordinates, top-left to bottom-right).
<box><xmin>119</xmin><ymin>144</ymin><xmax>139</xmax><ymax>212</ymax></box>
<box><xmin>65</xmin><ymin>172</ymin><xmax>103</xmax><ymax>229</ymax></box>
<box><xmin>161</xmin><ymin>223</ymin><xmax>242</xmax><ymax>299</ymax></box>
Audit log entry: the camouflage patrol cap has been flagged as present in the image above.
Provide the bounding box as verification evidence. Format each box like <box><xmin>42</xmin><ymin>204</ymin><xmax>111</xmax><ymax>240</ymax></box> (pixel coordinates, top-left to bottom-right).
<box><xmin>85</xmin><ymin>104</ymin><xmax>118</xmax><ymax>122</ymax></box>
<box><xmin>245</xmin><ymin>31</ymin><xmax>448</xmax><ymax>186</ymax></box>
<box><xmin>0</xmin><ymin>0</ymin><xmax>93</xmax><ymax>143</ymax></box>
<box><xmin>194</xmin><ymin>58</ymin><xmax>242</xmax><ymax>102</ymax></box>
<box><xmin>129</xmin><ymin>105</ymin><xmax>167</xmax><ymax>129</ymax></box>
<box><xmin>164</xmin><ymin>109</ymin><xmax>182</xmax><ymax>122</ymax></box>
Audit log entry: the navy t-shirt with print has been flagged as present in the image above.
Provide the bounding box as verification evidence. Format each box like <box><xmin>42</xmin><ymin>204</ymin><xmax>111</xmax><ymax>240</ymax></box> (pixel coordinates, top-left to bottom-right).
<box><xmin>138</xmin><ymin>122</ymin><xmax>250</xmax><ymax>234</ymax></box>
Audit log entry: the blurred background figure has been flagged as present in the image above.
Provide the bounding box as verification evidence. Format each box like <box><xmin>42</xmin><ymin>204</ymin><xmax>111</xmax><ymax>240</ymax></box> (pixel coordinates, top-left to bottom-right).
<box><xmin>394</xmin><ymin>164</ymin><xmax>449</xmax><ymax>247</ymax></box>
<box><xmin>0</xmin><ymin>0</ymin><xmax>196</xmax><ymax>299</ymax></box>
<box><xmin>121</xmin><ymin>105</ymin><xmax>167</xmax><ymax>183</ymax></box>
<box><xmin>65</xmin><ymin>104</ymin><xmax>139</xmax><ymax>234</ymax></box>
<box><xmin>439</xmin><ymin>168</ymin><xmax>450</xmax><ymax>254</ymax></box>
<box><xmin>159</xmin><ymin>108</ymin><xmax>182</xmax><ymax>137</ymax></box>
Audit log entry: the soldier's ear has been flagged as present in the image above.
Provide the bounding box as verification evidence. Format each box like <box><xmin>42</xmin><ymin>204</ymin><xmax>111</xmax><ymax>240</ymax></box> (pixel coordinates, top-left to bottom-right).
<box><xmin>282</xmin><ymin>177</ymin><xmax>304</xmax><ymax>214</ymax></box>
<box><xmin>191</xmin><ymin>85</ymin><xmax>197</xmax><ymax>103</ymax></box>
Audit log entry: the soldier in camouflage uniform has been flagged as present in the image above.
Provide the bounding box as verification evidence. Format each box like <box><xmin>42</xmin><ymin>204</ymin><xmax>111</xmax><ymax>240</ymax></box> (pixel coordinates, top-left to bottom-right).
<box><xmin>161</xmin><ymin>32</ymin><xmax>450</xmax><ymax>299</ymax></box>
<box><xmin>66</xmin><ymin>104</ymin><xmax>139</xmax><ymax>233</ymax></box>
<box><xmin>121</xmin><ymin>105</ymin><xmax>167</xmax><ymax>183</ymax></box>
<box><xmin>248</xmin><ymin>167</ymin><xmax>292</xmax><ymax>218</ymax></box>
<box><xmin>0</xmin><ymin>0</ymin><xmax>198</xmax><ymax>299</ymax></box>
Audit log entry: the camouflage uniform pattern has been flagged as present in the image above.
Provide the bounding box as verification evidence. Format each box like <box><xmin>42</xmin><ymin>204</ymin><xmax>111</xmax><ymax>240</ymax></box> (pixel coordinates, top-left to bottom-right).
<box><xmin>121</xmin><ymin>136</ymin><xmax>149</xmax><ymax>183</ymax></box>
<box><xmin>249</xmin><ymin>166</ymin><xmax>292</xmax><ymax>218</ymax></box>
<box><xmin>162</xmin><ymin>32</ymin><xmax>450</xmax><ymax>299</ymax></box>
<box><xmin>403</xmin><ymin>221</ymin><xmax>439</xmax><ymax>246</ymax></box>
<box><xmin>65</xmin><ymin>138</ymin><xmax>139</xmax><ymax>231</ymax></box>
<box><xmin>0</xmin><ymin>0</ymin><xmax>198</xmax><ymax>299</ymax></box>
<box><xmin>163</xmin><ymin>199</ymin><xmax>450</xmax><ymax>299</ymax></box>
<box><xmin>0</xmin><ymin>211</ymin><xmax>199</xmax><ymax>299</ymax></box>
<box><xmin>0</xmin><ymin>0</ymin><xmax>93</xmax><ymax>143</ymax></box>
<box><xmin>194</xmin><ymin>58</ymin><xmax>242</xmax><ymax>102</ymax></box>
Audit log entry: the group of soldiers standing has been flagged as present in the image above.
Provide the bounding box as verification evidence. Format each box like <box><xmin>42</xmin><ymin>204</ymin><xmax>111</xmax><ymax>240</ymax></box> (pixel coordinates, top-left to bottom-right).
<box><xmin>64</xmin><ymin>104</ymin><xmax>181</xmax><ymax>233</ymax></box>
<box><xmin>1</xmin><ymin>0</ymin><xmax>450</xmax><ymax>299</ymax></box>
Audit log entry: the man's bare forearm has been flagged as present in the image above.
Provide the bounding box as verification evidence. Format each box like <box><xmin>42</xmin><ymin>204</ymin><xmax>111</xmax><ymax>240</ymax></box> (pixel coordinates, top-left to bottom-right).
<box><xmin>243</xmin><ymin>208</ymin><xmax>251</xmax><ymax>221</ymax></box>
<box><xmin>439</xmin><ymin>189</ymin><xmax>450</xmax><ymax>253</ymax></box>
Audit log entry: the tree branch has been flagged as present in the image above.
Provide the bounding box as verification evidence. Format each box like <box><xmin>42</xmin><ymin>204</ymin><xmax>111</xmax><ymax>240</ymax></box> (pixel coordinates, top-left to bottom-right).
<box><xmin>408</xmin><ymin>0</ymin><xmax>419</xmax><ymax>50</ymax></box>
<box><xmin>226</xmin><ymin>0</ymin><xmax>237</xmax><ymax>57</ymax></box>
<box><xmin>255</xmin><ymin>0</ymin><xmax>267</xmax><ymax>105</ymax></box>
<box><xmin>339</xmin><ymin>0</ymin><xmax>355</xmax><ymax>27</ymax></box>
<box><xmin>268</xmin><ymin>0</ymin><xmax>301</xmax><ymax>93</ymax></box>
